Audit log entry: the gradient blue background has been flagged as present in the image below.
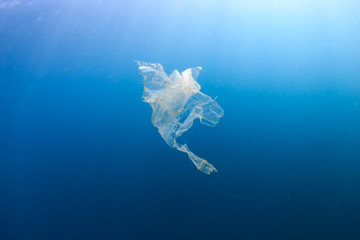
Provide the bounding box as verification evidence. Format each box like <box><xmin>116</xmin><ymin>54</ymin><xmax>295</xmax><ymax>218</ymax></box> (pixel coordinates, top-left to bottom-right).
<box><xmin>1</xmin><ymin>0</ymin><xmax>360</xmax><ymax>239</ymax></box>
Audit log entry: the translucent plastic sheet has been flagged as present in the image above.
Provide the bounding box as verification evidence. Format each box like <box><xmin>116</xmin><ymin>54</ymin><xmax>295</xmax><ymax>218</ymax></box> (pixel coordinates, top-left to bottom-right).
<box><xmin>136</xmin><ymin>61</ymin><xmax>224</xmax><ymax>174</ymax></box>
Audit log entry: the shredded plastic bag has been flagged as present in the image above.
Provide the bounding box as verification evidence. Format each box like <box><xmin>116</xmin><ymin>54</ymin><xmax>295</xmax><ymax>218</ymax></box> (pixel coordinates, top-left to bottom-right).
<box><xmin>136</xmin><ymin>61</ymin><xmax>224</xmax><ymax>174</ymax></box>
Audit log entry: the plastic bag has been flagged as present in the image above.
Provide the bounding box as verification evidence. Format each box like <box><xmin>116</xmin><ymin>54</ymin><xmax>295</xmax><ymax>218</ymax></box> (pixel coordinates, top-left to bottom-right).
<box><xmin>137</xmin><ymin>61</ymin><xmax>224</xmax><ymax>174</ymax></box>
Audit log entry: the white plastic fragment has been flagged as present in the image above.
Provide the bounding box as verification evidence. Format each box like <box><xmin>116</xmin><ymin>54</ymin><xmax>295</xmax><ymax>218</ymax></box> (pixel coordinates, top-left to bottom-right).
<box><xmin>136</xmin><ymin>61</ymin><xmax>224</xmax><ymax>174</ymax></box>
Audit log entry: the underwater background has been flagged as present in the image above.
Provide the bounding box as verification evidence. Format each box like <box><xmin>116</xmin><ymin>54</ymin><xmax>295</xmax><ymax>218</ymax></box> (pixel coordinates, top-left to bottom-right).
<box><xmin>1</xmin><ymin>0</ymin><xmax>360</xmax><ymax>239</ymax></box>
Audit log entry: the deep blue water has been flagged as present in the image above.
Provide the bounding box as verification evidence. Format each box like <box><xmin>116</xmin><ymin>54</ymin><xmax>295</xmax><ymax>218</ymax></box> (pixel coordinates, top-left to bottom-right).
<box><xmin>1</xmin><ymin>0</ymin><xmax>360</xmax><ymax>239</ymax></box>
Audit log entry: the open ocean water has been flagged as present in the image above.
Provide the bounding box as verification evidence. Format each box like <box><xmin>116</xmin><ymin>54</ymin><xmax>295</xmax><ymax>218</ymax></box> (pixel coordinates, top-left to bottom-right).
<box><xmin>1</xmin><ymin>0</ymin><xmax>360</xmax><ymax>239</ymax></box>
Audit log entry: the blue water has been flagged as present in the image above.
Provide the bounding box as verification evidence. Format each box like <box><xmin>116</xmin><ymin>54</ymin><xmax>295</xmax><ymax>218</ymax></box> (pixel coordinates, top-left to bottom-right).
<box><xmin>1</xmin><ymin>0</ymin><xmax>360</xmax><ymax>239</ymax></box>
